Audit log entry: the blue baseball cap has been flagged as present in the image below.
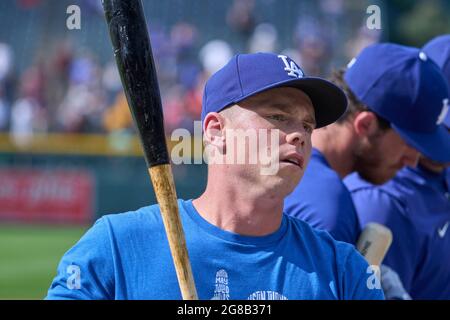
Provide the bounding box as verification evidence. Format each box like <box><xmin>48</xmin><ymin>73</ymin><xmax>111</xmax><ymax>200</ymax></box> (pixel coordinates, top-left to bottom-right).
<box><xmin>423</xmin><ymin>35</ymin><xmax>450</xmax><ymax>129</ymax></box>
<box><xmin>423</xmin><ymin>35</ymin><xmax>450</xmax><ymax>83</ymax></box>
<box><xmin>445</xmin><ymin>111</ymin><xmax>450</xmax><ymax>129</ymax></box>
<box><xmin>201</xmin><ymin>52</ymin><xmax>347</xmax><ymax>128</ymax></box>
<box><xmin>345</xmin><ymin>43</ymin><xmax>450</xmax><ymax>163</ymax></box>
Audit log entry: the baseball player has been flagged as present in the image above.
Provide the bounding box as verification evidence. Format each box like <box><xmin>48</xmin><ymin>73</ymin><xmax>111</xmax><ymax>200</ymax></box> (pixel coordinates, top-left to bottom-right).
<box><xmin>46</xmin><ymin>53</ymin><xmax>383</xmax><ymax>300</ymax></box>
<box><xmin>284</xmin><ymin>43</ymin><xmax>450</xmax><ymax>247</ymax></box>
<box><xmin>344</xmin><ymin>35</ymin><xmax>450</xmax><ymax>299</ymax></box>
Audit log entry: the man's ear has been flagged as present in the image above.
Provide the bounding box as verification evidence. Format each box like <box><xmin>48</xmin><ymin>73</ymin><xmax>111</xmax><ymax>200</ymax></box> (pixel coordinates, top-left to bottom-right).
<box><xmin>353</xmin><ymin>111</ymin><xmax>379</xmax><ymax>137</ymax></box>
<box><xmin>203</xmin><ymin>112</ymin><xmax>226</xmax><ymax>149</ymax></box>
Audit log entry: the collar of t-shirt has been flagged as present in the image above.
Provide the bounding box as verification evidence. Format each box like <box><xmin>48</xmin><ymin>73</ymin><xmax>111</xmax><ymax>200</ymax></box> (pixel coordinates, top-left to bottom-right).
<box><xmin>181</xmin><ymin>199</ymin><xmax>289</xmax><ymax>246</ymax></box>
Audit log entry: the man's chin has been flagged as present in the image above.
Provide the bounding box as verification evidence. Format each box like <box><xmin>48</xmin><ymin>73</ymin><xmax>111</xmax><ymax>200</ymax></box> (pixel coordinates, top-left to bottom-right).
<box><xmin>280</xmin><ymin>173</ymin><xmax>303</xmax><ymax>193</ymax></box>
<box><xmin>262</xmin><ymin>172</ymin><xmax>302</xmax><ymax>195</ymax></box>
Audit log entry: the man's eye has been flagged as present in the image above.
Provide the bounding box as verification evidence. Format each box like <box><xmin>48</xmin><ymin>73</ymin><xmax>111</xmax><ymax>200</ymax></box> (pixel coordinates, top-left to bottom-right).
<box><xmin>268</xmin><ymin>114</ymin><xmax>286</xmax><ymax>121</ymax></box>
<box><xmin>303</xmin><ymin>123</ymin><xmax>313</xmax><ymax>133</ymax></box>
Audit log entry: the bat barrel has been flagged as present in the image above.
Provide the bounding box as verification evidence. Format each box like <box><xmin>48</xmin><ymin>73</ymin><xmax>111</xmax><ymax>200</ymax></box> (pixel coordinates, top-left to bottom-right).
<box><xmin>103</xmin><ymin>0</ymin><xmax>169</xmax><ymax>167</ymax></box>
<box><xmin>357</xmin><ymin>223</ymin><xmax>393</xmax><ymax>267</ymax></box>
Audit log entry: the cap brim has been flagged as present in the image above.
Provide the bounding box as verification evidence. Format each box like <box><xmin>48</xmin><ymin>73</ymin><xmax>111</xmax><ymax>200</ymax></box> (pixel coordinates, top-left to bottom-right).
<box><xmin>394</xmin><ymin>124</ymin><xmax>450</xmax><ymax>163</ymax></box>
<box><xmin>234</xmin><ymin>77</ymin><xmax>348</xmax><ymax>128</ymax></box>
<box><xmin>285</xmin><ymin>77</ymin><xmax>348</xmax><ymax>128</ymax></box>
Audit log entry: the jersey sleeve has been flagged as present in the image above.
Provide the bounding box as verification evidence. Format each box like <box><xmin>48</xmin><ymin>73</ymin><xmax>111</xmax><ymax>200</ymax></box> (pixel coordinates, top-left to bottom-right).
<box><xmin>308</xmin><ymin>186</ymin><xmax>361</xmax><ymax>245</ymax></box>
<box><xmin>45</xmin><ymin>217</ymin><xmax>115</xmax><ymax>300</ymax></box>
<box><xmin>348</xmin><ymin>188</ymin><xmax>421</xmax><ymax>292</ymax></box>
<box><xmin>327</xmin><ymin>192</ymin><xmax>360</xmax><ymax>245</ymax></box>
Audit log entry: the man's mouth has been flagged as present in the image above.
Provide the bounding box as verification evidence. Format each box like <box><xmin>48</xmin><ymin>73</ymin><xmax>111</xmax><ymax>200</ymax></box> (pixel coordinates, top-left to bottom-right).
<box><xmin>281</xmin><ymin>154</ymin><xmax>304</xmax><ymax>169</ymax></box>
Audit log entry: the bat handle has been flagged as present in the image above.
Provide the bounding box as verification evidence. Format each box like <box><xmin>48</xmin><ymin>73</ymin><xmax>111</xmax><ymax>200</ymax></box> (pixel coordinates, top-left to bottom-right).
<box><xmin>149</xmin><ymin>164</ymin><xmax>198</xmax><ymax>300</ymax></box>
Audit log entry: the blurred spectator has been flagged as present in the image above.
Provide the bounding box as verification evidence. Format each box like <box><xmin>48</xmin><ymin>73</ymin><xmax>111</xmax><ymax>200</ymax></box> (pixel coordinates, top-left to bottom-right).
<box><xmin>0</xmin><ymin>43</ymin><xmax>14</xmax><ymax>131</ymax></box>
<box><xmin>163</xmin><ymin>85</ymin><xmax>189</xmax><ymax>132</ymax></box>
<box><xmin>148</xmin><ymin>25</ymin><xmax>178</xmax><ymax>90</ymax></box>
<box><xmin>183</xmin><ymin>71</ymin><xmax>207</xmax><ymax>122</ymax></box>
<box><xmin>44</xmin><ymin>41</ymin><xmax>73</xmax><ymax>128</ymax></box>
<box><xmin>56</xmin><ymin>53</ymin><xmax>106</xmax><ymax>133</ymax></box>
<box><xmin>345</xmin><ymin>25</ymin><xmax>381</xmax><ymax>60</ymax></box>
<box><xmin>199</xmin><ymin>40</ymin><xmax>234</xmax><ymax>76</ymax></box>
<box><xmin>10</xmin><ymin>65</ymin><xmax>48</xmax><ymax>146</ymax></box>
<box><xmin>56</xmin><ymin>83</ymin><xmax>105</xmax><ymax>133</ymax></box>
<box><xmin>0</xmin><ymin>43</ymin><xmax>13</xmax><ymax>83</ymax></box>
<box><xmin>102</xmin><ymin>60</ymin><xmax>123</xmax><ymax>103</ymax></box>
<box><xmin>171</xmin><ymin>22</ymin><xmax>201</xmax><ymax>90</ymax></box>
<box><xmin>297</xmin><ymin>35</ymin><xmax>330</xmax><ymax>76</ymax></box>
<box><xmin>294</xmin><ymin>17</ymin><xmax>332</xmax><ymax>76</ymax></box>
<box><xmin>248</xmin><ymin>23</ymin><xmax>279</xmax><ymax>53</ymax></box>
<box><xmin>0</xmin><ymin>87</ymin><xmax>8</xmax><ymax>131</ymax></box>
<box><xmin>10</xmin><ymin>96</ymin><xmax>38</xmax><ymax>146</ymax></box>
<box><xmin>226</xmin><ymin>0</ymin><xmax>257</xmax><ymax>51</ymax></box>
<box><xmin>102</xmin><ymin>92</ymin><xmax>133</xmax><ymax>133</ymax></box>
<box><xmin>227</xmin><ymin>0</ymin><xmax>256</xmax><ymax>33</ymax></box>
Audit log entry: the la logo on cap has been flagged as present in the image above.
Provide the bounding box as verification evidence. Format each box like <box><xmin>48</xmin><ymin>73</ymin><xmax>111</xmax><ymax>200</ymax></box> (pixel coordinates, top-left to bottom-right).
<box><xmin>278</xmin><ymin>55</ymin><xmax>304</xmax><ymax>78</ymax></box>
<box><xmin>437</xmin><ymin>98</ymin><xmax>449</xmax><ymax>125</ymax></box>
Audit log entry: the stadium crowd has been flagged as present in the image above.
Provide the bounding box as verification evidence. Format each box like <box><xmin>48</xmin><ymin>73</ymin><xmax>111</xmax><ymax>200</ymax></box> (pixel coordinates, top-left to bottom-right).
<box><xmin>0</xmin><ymin>0</ymin><xmax>380</xmax><ymax>144</ymax></box>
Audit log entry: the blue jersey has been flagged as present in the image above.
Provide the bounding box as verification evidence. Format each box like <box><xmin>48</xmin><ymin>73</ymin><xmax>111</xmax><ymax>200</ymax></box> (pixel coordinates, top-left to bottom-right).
<box><xmin>344</xmin><ymin>166</ymin><xmax>450</xmax><ymax>299</ymax></box>
<box><xmin>46</xmin><ymin>199</ymin><xmax>383</xmax><ymax>300</ymax></box>
<box><xmin>284</xmin><ymin>148</ymin><xmax>360</xmax><ymax>244</ymax></box>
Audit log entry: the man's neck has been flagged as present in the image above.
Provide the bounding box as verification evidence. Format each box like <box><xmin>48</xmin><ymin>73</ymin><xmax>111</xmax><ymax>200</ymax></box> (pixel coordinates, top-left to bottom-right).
<box><xmin>192</xmin><ymin>175</ymin><xmax>284</xmax><ymax>237</ymax></box>
<box><xmin>312</xmin><ymin>124</ymin><xmax>356</xmax><ymax>178</ymax></box>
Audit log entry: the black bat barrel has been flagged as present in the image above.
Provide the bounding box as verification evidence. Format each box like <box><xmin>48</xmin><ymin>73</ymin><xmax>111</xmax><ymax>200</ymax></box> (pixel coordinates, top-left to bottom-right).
<box><xmin>103</xmin><ymin>0</ymin><xmax>169</xmax><ymax>167</ymax></box>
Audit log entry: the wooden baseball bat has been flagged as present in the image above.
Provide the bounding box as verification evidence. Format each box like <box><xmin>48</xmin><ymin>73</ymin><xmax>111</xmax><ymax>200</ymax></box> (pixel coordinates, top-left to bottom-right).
<box><xmin>102</xmin><ymin>0</ymin><xmax>198</xmax><ymax>300</ymax></box>
<box><xmin>357</xmin><ymin>223</ymin><xmax>393</xmax><ymax>266</ymax></box>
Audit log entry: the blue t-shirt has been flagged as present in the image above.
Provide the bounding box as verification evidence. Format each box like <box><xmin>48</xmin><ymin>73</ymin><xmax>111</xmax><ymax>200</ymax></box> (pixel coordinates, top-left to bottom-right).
<box><xmin>46</xmin><ymin>199</ymin><xmax>383</xmax><ymax>300</ymax></box>
<box><xmin>284</xmin><ymin>148</ymin><xmax>360</xmax><ymax>244</ymax></box>
<box><xmin>344</xmin><ymin>166</ymin><xmax>450</xmax><ymax>299</ymax></box>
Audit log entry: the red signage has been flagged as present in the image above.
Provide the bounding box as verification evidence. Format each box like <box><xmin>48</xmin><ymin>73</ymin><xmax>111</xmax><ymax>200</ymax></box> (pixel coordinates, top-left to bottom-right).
<box><xmin>0</xmin><ymin>169</ymin><xmax>94</xmax><ymax>224</ymax></box>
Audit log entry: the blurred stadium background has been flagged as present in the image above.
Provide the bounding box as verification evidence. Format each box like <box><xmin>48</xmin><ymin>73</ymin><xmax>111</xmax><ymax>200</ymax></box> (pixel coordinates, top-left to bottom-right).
<box><xmin>0</xmin><ymin>0</ymin><xmax>448</xmax><ymax>299</ymax></box>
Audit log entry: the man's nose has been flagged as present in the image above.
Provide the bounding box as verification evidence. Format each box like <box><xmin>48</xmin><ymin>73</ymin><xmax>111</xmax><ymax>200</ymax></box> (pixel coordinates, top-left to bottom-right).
<box><xmin>286</xmin><ymin>131</ymin><xmax>305</xmax><ymax>147</ymax></box>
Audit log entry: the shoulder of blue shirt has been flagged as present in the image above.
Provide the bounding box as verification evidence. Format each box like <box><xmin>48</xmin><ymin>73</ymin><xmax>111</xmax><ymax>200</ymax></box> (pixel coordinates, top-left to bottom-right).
<box><xmin>344</xmin><ymin>172</ymin><xmax>410</xmax><ymax>217</ymax></box>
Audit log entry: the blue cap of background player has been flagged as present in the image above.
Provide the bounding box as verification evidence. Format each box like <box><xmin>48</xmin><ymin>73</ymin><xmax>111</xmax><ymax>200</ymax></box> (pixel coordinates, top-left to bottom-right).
<box><xmin>423</xmin><ymin>35</ymin><xmax>450</xmax><ymax>129</ymax></box>
<box><xmin>445</xmin><ymin>112</ymin><xmax>450</xmax><ymax>129</ymax></box>
<box><xmin>201</xmin><ymin>52</ymin><xmax>347</xmax><ymax>128</ymax></box>
<box><xmin>423</xmin><ymin>35</ymin><xmax>450</xmax><ymax>84</ymax></box>
<box><xmin>345</xmin><ymin>43</ymin><xmax>450</xmax><ymax>163</ymax></box>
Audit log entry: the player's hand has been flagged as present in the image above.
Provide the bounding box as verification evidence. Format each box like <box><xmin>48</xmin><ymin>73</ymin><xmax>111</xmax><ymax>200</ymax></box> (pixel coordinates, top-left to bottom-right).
<box><xmin>380</xmin><ymin>264</ymin><xmax>412</xmax><ymax>300</ymax></box>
